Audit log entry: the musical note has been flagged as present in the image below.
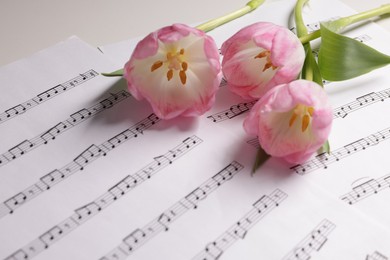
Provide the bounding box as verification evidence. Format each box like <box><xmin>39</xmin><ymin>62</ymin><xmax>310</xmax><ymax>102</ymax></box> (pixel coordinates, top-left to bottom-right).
<box><xmin>39</xmin><ymin>226</ymin><xmax>64</xmax><ymax>249</ymax></box>
<box><xmin>290</xmin><ymin>160</ymin><xmax>322</xmax><ymax>175</ymax></box>
<box><xmin>184</xmin><ymin>187</ymin><xmax>209</xmax><ymax>209</ymax></box>
<box><xmin>122</xmin><ymin>228</ymin><xmax>148</xmax><ymax>252</ymax></box>
<box><xmin>3</xmin><ymin>249</ymin><xmax>29</xmax><ymax>260</ymax></box>
<box><xmin>203</xmin><ymin>242</ymin><xmax>224</xmax><ymax>260</ymax></box>
<box><xmin>0</xmin><ymin>183</ymin><xmax>42</xmax><ymax>217</ymax></box>
<box><xmin>340</xmin><ymin>173</ymin><xmax>390</xmax><ymax>205</ymax></box>
<box><xmin>6</xmin><ymin>140</ymin><xmax>34</xmax><ymax>160</ymax></box>
<box><xmin>69</xmin><ymin>108</ymin><xmax>92</xmax><ymax>123</ymax></box>
<box><xmin>230</xmin><ymin>221</ymin><xmax>249</xmax><ymax>239</ymax></box>
<box><xmin>100</xmin><ymin>161</ymin><xmax>243</xmax><ymax>259</ymax></box>
<box><xmin>74</xmin><ymin>202</ymin><xmax>102</xmax><ymax>222</ymax></box>
<box><xmin>0</xmin><ymin>89</ymin><xmax>131</xmax><ymax>168</ymax></box>
<box><xmin>333</xmin><ymin>104</ymin><xmax>352</xmax><ymax>119</ymax></box>
<box><xmin>193</xmin><ymin>189</ymin><xmax>287</xmax><ymax>260</ymax></box>
<box><xmin>5</xmin><ymin>136</ymin><xmax>202</xmax><ymax>258</ymax></box>
<box><xmin>354</xmin><ymin>34</ymin><xmax>372</xmax><ymax>43</ymax></box>
<box><xmin>73</xmin><ymin>144</ymin><xmax>104</xmax><ymax>170</ymax></box>
<box><xmin>41</xmin><ymin>122</ymin><xmax>70</xmax><ymax>144</ymax></box>
<box><xmin>153</xmin><ymin>155</ymin><xmax>173</xmax><ymax>165</ymax></box>
<box><xmin>0</xmin><ymin>70</ymin><xmax>98</xmax><ymax>125</ymax></box>
<box><xmin>283</xmin><ymin>219</ymin><xmax>336</xmax><ymax>260</ymax></box>
<box><xmin>4</xmin><ymin>192</ymin><xmax>28</xmax><ymax>214</ymax></box>
<box><xmin>207</xmin><ymin>100</ymin><xmax>256</xmax><ymax>123</ymax></box>
<box><xmin>4</xmin><ymin>104</ymin><xmax>27</xmax><ymax>118</ymax></box>
<box><xmin>107</xmin><ymin>181</ymin><xmax>127</xmax><ymax>201</ymax></box>
<box><xmin>157</xmin><ymin>210</ymin><xmax>177</xmax><ymax>231</ymax></box>
<box><xmin>290</xmin><ymin>17</ymin><xmax>339</xmax><ymax>34</ymax></box>
<box><xmin>291</xmin><ymin>127</ymin><xmax>390</xmax><ymax>175</ymax></box>
<box><xmin>39</xmin><ymin>169</ymin><xmax>66</xmax><ymax>190</ymax></box>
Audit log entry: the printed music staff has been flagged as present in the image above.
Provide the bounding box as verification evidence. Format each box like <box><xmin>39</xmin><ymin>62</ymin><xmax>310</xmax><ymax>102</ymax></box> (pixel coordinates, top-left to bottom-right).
<box><xmin>340</xmin><ymin>174</ymin><xmax>390</xmax><ymax>205</ymax></box>
<box><xmin>333</xmin><ymin>90</ymin><xmax>388</xmax><ymax>119</ymax></box>
<box><xmin>282</xmin><ymin>219</ymin><xmax>336</xmax><ymax>260</ymax></box>
<box><xmin>3</xmin><ymin>136</ymin><xmax>202</xmax><ymax>259</ymax></box>
<box><xmin>0</xmin><ymin>113</ymin><xmax>160</xmax><ymax>219</ymax></box>
<box><xmin>0</xmin><ymin>70</ymin><xmax>98</xmax><ymax>125</ymax></box>
<box><xmin>206</xmin><ymin>86</ymin><xmax>390</xmax><ymax>125</ymax></box>
<box><xmin>291</xmin><ymin>127</ymin><xmax>390</xmax><ymax>175</ymax></box>
<box><xmin>0</xmin><ymin>90</ymin><xmax>131</xmax><ymax>167</ymax></box>
<box><xmin>100</xmin><ymin>161</ymin><xmax>243</xmax><ymax>260</ymax></box>
<box><xmin>193</xmin><ymin>189</ymin><xmax>287</xmax><ymax>260</ymax></box>
<box><xmin>207</xmin><ymin>101</ymin><xmax>256</xmax><ymax>123</ymax></box>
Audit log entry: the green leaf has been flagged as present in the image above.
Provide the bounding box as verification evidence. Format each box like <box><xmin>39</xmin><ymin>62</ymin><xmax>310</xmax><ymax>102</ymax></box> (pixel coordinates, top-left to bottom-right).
<box><xmin>101</xmin><ymin>68</ymin><xmax>124</xmax><ymax>77</ymax></box>
<box><xmin>251</xmin><ymin>147</ymin><xmax>270</xmax><ymax>175</ymax></box>
<box><xmin>318</xmin><ymin>23</ymin><xmax>390</xmax><ymax>81</ymax></box>
<box><xmin>317</xmin><ymin>139</ymin><xmax>330</xmax><ymax>154</ymax></box>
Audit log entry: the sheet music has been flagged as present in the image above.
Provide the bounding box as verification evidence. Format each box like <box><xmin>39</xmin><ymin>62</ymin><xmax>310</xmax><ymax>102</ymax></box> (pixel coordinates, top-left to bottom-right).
<box><xmin>2</xmin><ymin>0</ymin><xmax>390</xmax><ymax>259</ymax></box>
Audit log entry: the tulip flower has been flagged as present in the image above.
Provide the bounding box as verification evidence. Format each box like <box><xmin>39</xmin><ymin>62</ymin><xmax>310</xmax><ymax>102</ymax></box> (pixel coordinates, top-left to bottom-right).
<box><xmin>221</xmin><ymin>22</ymin><xmax>305</xmax><ymax>100</ymax></box>
<box><xmin>243</xmin><ymin>80</ymin><xmax>333</xmax><ymax>164</ymax></box>
<box><xmin>123</xmin><ymin>24</ymin><xmax>222</xmax><ymax>119</ymax></box>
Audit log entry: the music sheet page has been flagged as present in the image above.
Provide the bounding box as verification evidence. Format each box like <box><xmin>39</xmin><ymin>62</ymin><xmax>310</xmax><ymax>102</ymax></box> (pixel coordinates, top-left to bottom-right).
<box><xmin>1</xmin><ymin>0</ymin><xmax>390</xmax><ymax>259</ymax></box>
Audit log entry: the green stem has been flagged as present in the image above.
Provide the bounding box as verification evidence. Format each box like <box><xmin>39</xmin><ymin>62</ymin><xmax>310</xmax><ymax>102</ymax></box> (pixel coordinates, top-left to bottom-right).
<box><xmin>299</xmin><ymin>4</ymin><xmax>390</xmax><ymax>44</ymax></box>
<box><xmin>298</xmin><ymin>30</ymin><xmax>321</xmax><ymax>45</ymax></box>
<box><xmin>295</xmin><ymin>0</ymin><xmax>314</xmax><ymax>81</ymax></box>
<box><xmin>294</xmin><ymin>0</ymin><xmax>310</xmax><ymax>38</ymax></box>
<box><xmin>196</xmin><ymin>0</ymin><xmax>265</xmax><ymax>32</ymax></box>
<box><xmin>336</xmin><ymin>4</ymin><xmax>390</xmax><ymax>30</ymax></box>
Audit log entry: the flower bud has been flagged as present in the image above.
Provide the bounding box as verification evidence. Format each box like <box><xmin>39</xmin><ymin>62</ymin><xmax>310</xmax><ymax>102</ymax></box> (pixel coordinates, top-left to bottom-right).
<box><xmin>124</xmin><ymin>24</ymin><xmax>222</xmax><ymax>119</ymax></box>
<box><xmin>244</xmin><ymin>80</ymin><xmax>333</xmax><ymax>164</ymax></box>
<box><xmin>221</xmin><ymin>22</ymin><xmax>305</xmax><ymax>99</ymax></box>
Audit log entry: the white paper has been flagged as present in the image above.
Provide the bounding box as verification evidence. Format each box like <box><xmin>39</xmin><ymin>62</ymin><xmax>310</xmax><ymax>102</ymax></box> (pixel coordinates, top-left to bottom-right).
<box><xmin>2</xmin><ymin>0</ymin><xmax>390</xmax><ymax>259</ymax></box>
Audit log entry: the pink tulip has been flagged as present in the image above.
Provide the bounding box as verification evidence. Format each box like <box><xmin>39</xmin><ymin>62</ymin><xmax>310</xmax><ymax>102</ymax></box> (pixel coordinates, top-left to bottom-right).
<box><xmin>124</xmin><ymin>24</ymin><xmax>222</xmax><ymax>119</ymax></box>
<box><xmin>244</xmin><ymin>80</ymin><xmax>333</xmax><ymax>164</ymax></box>
<box><xmin>221</xmin><ymin>22</ymin><xmax>305</xmax><ymax>99</ymax></box>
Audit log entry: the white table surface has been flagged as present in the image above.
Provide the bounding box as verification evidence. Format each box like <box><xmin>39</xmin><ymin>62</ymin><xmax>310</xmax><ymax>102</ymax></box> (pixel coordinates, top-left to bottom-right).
<box><xmin>0</xmin><ymin>0</ymin><xmax>389</xmax><ymax>67</ymax></box>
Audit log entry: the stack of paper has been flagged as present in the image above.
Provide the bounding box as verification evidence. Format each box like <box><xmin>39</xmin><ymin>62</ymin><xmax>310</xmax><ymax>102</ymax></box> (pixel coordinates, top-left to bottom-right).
<box><xmin>1</xmin><ymin>0</ymin><xmax>390</xmax><ymax>259</ymax></box>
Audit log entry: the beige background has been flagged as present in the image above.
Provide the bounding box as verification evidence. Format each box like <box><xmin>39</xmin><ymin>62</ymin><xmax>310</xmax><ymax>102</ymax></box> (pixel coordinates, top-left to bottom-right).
<box><xmin>0</xmin><ymin>0</ymin><xmax>389</xmax><ymax>66</ymax></box>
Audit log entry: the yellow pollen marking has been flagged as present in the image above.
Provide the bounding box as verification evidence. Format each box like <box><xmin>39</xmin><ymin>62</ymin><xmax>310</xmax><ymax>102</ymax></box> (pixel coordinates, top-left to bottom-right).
<box><xmin>289</xmin><ymin>113</ymin><xmax>298</xmax><ymax>127</ymax></box>
<box><xmin>182</xmin><ymin>62</ymin><xmax>188</xmax><ymax>71</ymax></box>
<box><xmin>167</xmin><ymin>69</ymin><xmax>173</xmax><ymax>81</ymax></box>
<box><xmin>179</xmin><ymin>70</ymin><xmax>187</xmax><ymax>85</ymax></box>
<box><xmin>288</xmin><ymin>105</ymin><xmax>315</xmax><ymax>132</ymax></box>
<box><xmin>308</xmin><ymin>107</ymin><xmax>314</xmax><ymax>116</ymax></box>
<box><xmin>263</xmin><ymin>62</ymin><xmax>274</xmax><ymax>72</ymax></box>
<box><xmin>151</xmin><ymin>60</ymin><xmax>163</xmax><ymax>72</ymax></box>
<box><xmin>255</xmin><ymin>50</ymin><xmax>278</xmax><ymax>72</ymax></box>
<box><xmin>254</xmin><ymin>50</ymin><xmax>270</xmax><ymax>59</ymax></box>
<box><xmin>302</xmin><ymin>115</ymin><xmax>310</xmax><ymax>132</ymax></box>
<box><xmin>152</xmin><ymin>48</ymin><xmax>188</xmax><ymax>84</ymax></box>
